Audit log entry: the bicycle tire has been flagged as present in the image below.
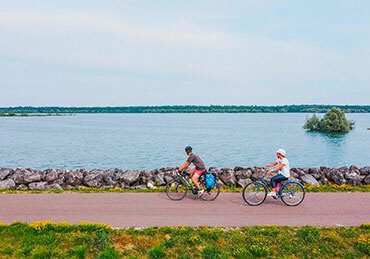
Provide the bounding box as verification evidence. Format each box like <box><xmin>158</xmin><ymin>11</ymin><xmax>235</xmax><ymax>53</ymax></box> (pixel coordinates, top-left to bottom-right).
<box><xmin>280</xmin><ymin>182</ymin><xmax>305</xmax><ymax>206</ymax></box>
<box><xmin>242</xmin><ymin>181</ymin><xmax>267</xmax><ymax>206</ymax></box>
<box><xmin>165</xmin><ymin>178</ymin><xmax>188</xmax><ymax>201</ymax></box>
<box><xmin>200</xmin><ymin>182</ymin><xmax>221</xmax><ymax>201</ymax></box>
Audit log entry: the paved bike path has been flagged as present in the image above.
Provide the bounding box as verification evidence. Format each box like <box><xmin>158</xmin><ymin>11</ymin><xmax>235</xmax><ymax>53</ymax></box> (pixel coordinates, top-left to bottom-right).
<box><xmin>0</xmin><ymin>193</ymin><xmax>369</xmax><ymax>227</ymax></box>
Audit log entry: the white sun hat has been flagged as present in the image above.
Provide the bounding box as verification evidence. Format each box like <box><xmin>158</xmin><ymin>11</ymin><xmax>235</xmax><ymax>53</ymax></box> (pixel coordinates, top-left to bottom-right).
<box><xmin>276</xmin><ymin>148</ymin><xmax>286</xmax><ymax>156</ymax></box>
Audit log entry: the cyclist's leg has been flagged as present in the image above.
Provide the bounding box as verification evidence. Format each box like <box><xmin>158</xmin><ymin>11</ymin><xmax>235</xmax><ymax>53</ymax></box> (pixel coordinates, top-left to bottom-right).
<box><xmin>271</xmin><ymin>174</ymin><xmax>286</xmax><ymax>192</ymax></box>
<box><xmin>191</xmin><ymin>169</ymin><xmax>205</xmax><ymax>190</ymax></box>
<box><xmin>189</xmin><ymin>168</ymin><xmax>196</xmax><ymax>177</ymax></box>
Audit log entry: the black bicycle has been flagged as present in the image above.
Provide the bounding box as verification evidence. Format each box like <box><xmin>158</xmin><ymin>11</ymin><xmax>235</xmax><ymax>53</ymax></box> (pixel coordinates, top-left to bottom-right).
<box><xmin>165</xmin><ymin>170</ymin><xmax>221</xmax><ymax>201</ymax></box>
<box><xmin>242</xmin><ymin>172</ymin><xmax>305</xmax><ymax>206</ymax></box>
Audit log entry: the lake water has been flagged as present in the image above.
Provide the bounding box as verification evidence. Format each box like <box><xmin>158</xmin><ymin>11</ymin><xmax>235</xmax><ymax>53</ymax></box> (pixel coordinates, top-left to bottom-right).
<box><xmin>0</xmin><ymin>114</ymin><xmax>369</xmax><ymax>170</ymax></box>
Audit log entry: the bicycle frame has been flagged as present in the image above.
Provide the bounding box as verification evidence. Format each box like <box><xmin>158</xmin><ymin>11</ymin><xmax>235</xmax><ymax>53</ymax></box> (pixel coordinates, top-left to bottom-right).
<box><xmin>174</xmin><ymin>171</ymin><xmax>193</xmax><ymax>190</ymax></box>
<box><xmin>256</xmin><ymin>176</ymin><xmax>301</xmax><ymax>197</ymax></box>
<box><xmin>174</xmin><ymin>171</ymin><xmax>210</xmax><ymax>191</ymax></box>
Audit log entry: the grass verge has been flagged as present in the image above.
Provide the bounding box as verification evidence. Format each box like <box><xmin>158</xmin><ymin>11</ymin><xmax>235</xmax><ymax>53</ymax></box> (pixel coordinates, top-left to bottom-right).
<box><xmin>0</xmin><ymin>222</ymin><xmax>369</xmax><ymax>258</ymax></box>
<box><xmin>0</xmin><ymin>184</ymin><xmax>369</xmax><ymax>194</ymax></box>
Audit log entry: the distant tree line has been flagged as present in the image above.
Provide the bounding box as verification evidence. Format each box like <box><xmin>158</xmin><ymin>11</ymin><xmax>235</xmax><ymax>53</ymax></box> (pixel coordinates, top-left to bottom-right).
<box><xmin>1</xmin><ymin>105</ymin><xmax>370</xmax><ymax>114</ymax></box>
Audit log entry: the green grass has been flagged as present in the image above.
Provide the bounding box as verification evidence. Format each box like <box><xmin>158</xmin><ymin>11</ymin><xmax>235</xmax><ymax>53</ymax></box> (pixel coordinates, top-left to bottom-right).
<box><xmin>0</xmin><ymin>222</ymin><xmax>369</xmax><ymax>258</ymax></box>
<box><xmin>0</xmin><ymin>184</ymin><xmax>369</xmax><ymax>194</ymax></box>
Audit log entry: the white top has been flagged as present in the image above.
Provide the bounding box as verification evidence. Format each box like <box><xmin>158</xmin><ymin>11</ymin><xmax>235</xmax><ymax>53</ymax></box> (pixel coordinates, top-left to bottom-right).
<box><xmin>276</xmin><ymin>157</ymin><xmax>290</xmax><ymax>178</ymax></box>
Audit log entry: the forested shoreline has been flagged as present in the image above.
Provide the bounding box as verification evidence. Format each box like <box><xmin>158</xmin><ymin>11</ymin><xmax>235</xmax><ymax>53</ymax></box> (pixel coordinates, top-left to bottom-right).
<box><xmin>1</xmin><ymin>105</ymin><xmax>370</xmax><ymax>114</ymax></box>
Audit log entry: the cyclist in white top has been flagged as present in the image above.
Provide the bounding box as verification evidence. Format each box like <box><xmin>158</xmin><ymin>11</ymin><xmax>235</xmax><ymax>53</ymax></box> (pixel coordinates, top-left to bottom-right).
<box><xmin>263</xmin><ymin>148</ymin><xmax>290</xmax><ymax>197</ymax></box>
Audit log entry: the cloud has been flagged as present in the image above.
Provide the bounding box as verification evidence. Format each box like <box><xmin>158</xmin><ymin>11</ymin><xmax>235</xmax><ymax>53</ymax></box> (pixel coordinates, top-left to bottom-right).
<box><xmin>0</xmin><ymin>2</ymin><xmax>369</xmax><ymax>106</ymax></box>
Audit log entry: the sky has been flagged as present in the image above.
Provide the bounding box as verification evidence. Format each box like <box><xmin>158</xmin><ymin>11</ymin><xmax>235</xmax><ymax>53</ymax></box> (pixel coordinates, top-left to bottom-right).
<box><xmin>0</xmin><ymin>0</ymin><xmax>369</xmax><ymax>106</ymax></box>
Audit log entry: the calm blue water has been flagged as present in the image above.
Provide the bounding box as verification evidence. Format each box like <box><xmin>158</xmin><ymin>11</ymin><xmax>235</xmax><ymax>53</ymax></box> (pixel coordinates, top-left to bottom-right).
<box><xmin>0</xmin><ymin>114</ymin><xmax>369</xmax><ymax>169</ymax></box>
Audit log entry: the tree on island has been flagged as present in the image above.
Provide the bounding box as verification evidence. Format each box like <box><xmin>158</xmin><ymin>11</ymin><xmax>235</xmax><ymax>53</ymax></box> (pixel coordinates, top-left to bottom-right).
<box><xmin>304</xmin><ymin>107</ymin><xmax>354</xmax><ymax>133</ymax></box>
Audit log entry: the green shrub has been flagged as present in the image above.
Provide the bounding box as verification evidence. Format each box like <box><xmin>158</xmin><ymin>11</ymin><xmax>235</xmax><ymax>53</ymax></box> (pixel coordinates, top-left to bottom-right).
<box><xmin>149</xmin><ymin>246</ymin><xmax>166</xmax><ymax>259</ymax></box>
<box><xmin>202</xmin><ymin>246</ymin><xmax>221</xmax><ymax>259</ymax></box>
<box><xmin>68</xmin><ymin>245</ymin><xmax>88</xmax><ymax>259</ymax></box>
<box><xmin>299</xmin><ymin>226</ymin><xmax>320</xmax><ymax>243</ymax></box>
<box><xmin>1</xmin><ymin>246</ymin><xmax>13</xmax><ymax>255</ymax></box>
<box><xmin>304</xmin><ymin>107</ymin><xmax>354</xmax><ymax>132</ymax></box>
<box><xmin>97</xmin><ymin>246</ymin><xmax>119</xmax><ymax>259</ymax></box>
<box><xmin>31</xmin><ymin>249</ymin><xmax>53</xmax><ymax>259</ymax></box>
<box><xmin>355</xmin><ymin>237</ymin><xmax>370</xmax><ymax>255</ymax></box>
<box><xmin>233</xmin><ymin>247</ymin><xmax>250</xmax><ymax>258</ymax></box>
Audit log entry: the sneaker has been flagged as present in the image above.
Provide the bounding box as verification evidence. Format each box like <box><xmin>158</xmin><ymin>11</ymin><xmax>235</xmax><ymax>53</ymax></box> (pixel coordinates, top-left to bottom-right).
<box><xmin>267</xmin><ymin>191</ymin><xmax>277</xmax><ymax>197</ymax></box>
<box><xmin>197</xmin><ymin>189</ymin><xmax>205</xmax><ymax>197</ymax></box>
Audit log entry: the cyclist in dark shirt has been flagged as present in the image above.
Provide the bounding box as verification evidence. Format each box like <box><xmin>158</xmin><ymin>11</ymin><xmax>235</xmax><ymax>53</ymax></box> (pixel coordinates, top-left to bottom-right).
<box><xmin>177</xmin><ymin>146</ymin><xmax>206</xmax><ymax>196</ymax></box>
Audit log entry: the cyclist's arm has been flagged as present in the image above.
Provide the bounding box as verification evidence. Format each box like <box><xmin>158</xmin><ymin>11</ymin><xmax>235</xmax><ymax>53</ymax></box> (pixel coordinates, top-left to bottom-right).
<box><xmin>268</xmin><ymin>163</ymin><xmax>286</xmax><ymax>174</ymax></box>
<box><xmin>264</xmin><ymin>162</ymin><xmax>277</xmax><ymax>168</ymax></box>
<box><xmin>178</xmin><ymin>162</ymin><xmax>190</xmax><ymax>171</ymax></box>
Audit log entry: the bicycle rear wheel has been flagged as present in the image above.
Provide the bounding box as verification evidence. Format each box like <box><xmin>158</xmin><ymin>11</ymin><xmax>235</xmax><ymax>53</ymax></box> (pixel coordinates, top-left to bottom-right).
<box><xmin>165</xmin><ymin>178</ymin><xmax>188</xmax><ymax>201</ymax></box>
<box><xmin>242</xmin><ymin>181</ymin><xmax>267</xmax><ymax>206</ymax></box>
<box><xmin>200</xmin><ymin>182</ymin><xmax>221</xmax><ymax>201</ymax></box>
<box><xmin>280</xmin><ymin>182</ymin><xmax>305</xmax><ymax>206</ymax></box>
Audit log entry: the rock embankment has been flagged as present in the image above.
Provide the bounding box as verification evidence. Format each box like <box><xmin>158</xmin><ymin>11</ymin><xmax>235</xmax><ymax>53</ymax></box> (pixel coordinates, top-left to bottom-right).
<box><xmin>0</xmin><ymin>166</ymin><xmax>369</xmax><ymax>190</ymax></box>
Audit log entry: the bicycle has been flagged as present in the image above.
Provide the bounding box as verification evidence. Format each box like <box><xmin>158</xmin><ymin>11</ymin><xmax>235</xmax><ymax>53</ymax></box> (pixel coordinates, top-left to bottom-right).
<box><xmin>242</xmin><ymin>171</ymin><xmax>305</xmax><ymax>206</ymax></box>
<box><xmin>165</xmin><ymin>170</ymin><xmax>221</xmax><ymax>201</ymax></box>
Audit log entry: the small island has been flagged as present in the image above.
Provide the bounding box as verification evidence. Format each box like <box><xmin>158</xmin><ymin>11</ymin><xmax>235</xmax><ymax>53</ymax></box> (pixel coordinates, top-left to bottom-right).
<box><xmin>304</xmin><ymin>107</ymin><xmax>355</xmax><ymax>133</ymax></box>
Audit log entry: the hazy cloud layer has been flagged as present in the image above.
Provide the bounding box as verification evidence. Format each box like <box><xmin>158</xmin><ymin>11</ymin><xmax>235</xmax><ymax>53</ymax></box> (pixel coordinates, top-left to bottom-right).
<box><xmin>1</xmin><ymin>1</ymin><xmax>369</xmax><ymax>106</ymax></box>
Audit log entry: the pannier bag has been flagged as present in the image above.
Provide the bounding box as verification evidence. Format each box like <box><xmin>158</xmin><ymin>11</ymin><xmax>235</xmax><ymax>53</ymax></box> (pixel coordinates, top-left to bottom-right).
<box><xmin>205</xmin><ymin>172</ymin><xmax>216</xmax><ymax>189</ymax></box>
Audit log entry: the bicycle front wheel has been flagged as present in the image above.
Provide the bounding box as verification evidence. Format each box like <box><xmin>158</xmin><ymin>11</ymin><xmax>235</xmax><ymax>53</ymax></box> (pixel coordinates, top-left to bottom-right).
<box><xmin>242</xmin><ymin>181</ymin><xmax>267</xmax><ymax>206</ymax></box>
<box><xmin>165</xmin><ymin>178</ymin><xmax>188</xmax><ymax>201</ymax></box>
<box><xmin>280</xmin><ymin>182</ymin><xmax>305</xmax><ymax>206</ymax></box>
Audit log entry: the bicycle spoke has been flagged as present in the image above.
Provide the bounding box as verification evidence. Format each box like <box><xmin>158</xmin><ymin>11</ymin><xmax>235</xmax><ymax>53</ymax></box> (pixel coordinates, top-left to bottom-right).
<box><xmin>281</xmin><ymin>182</ymin><xmax>305</xmax><ymax>206</ymax></box>
<box><xmin>165</xmin><ymin>179</ymin><xmax>188</xmax><ymax>201</ymax></box>
<box><xmin>242</xmin><ymin>182</ymin><xmax>267</xmax><ymax>206</ymax></box>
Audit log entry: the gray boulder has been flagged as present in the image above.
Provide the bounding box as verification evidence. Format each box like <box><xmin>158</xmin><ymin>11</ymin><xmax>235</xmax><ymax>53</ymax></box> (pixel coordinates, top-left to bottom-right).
<box><xmin>338</xmin><ymin>166</ymin><xmax>350</xmax><ymax>175</ymax></box>
<box><xmin>363</xmin><ymin>175</ymin><xmax>370</xmax><ymax>185</ymax></box>
<box><xmin>0</xmin><ymin>179</ymin><xmax>16</xmax><ymax>189</ymax></box>
<box><xmin>47</xmin><ymin>183</ymin><xmax>63</xmax><ymax>190</ymax></box>
<box><xmin>325</xmin><ymin>168</ymin><xmax>346</xmax><ymax>185</ymax></box>
<box><xmin>65</xmin><ymin>170</ymin><xmax>84</xmax><ymax>186</ymax></box>
<box><xmin>308</xmin><ymin>168</ymin><xmax>322</xmax><ymax>180</ymax></box>
<box><xmin>301</xmin><ymin>174</ymin><xmax>320</xmax><ymax>186</ymax></box>
<box><xmin>163</xmin><ymin>174</ymin><xmax>174</xmax><ymax>184</ymax></box>
<box><xmin>130</xmin><ymin>184</ymin><xmax>147</xmax><ymax>190</ymax></box>
<box><xmin>236</xmin><ymin>178</ymin><xmax>252</xmax><ymax>188</ymax></box>
<box><xmin>103</xmin><ymin>175</ymin><xmax>118</xmax><ymax>186</ymax></box>
<box><xmin>0</xmin><ymin>168</ymin><xmax>13</xmax><ymax>180</ymax></box>
<box><xmin>11</xmin><ymin>168</ymin><xmax>42</xmax><ymax>184</ymax></box>
<box><xmin>349</xmin><ymin>165</ymin><xmax>361</xmax><ymax>175</ymax></box>
<box><xmin>219</xmin><ymin>168</ymin><xmax>236</xmax><ymax>186</ymax></box>
<box><xmin>345</xmin><ymin>172</ymin><xmax>364</xmax><ymax>186</ymax></box>
<box><xmin>208</xmin><ymin>167</ymin><xmax>221</xmax><ymax>174</ymax></box>
<box><xmin>16</xmin><ymin>184</ymin><xmax>27</xmax><ymax>190</ymax></box>
<box><xmin>29</xmin><ymin>182</ymin><xmax>48</xmax><ymax>190</ymax></box>
<box><xmin>154</xmin><ymin>174</ymin><xmax>166</xmax><ymax>186</ymax></box>
<box><xmin>121</xmin><ymin>170</ymin><xmax>141</xmax><ymax>185</ymax></box>
<box><xmin>139</xmin><ymin>170</ymin><xmax>153</xmax><ymax>184</ymax></box>
<box><xmin>233</xmin><ymin>167</ymin><xmax>253</xmax><ymax>180</ymax></box>
<box><xmin>84</xmin><ymin>170</ymin><xmax>104</xmax><ymax>187</ymax></box>
<box><xmin>360</xmin><ymin>167</ymin><xmax>370</xmax><ymax>176</ymax></box>
<box><xmin>289</xmin><ymin>168</ymin><xmax>299</xmax><ymax>179</ymax></box>
<box><xmin>295</xmin><ymin>168</ymin><xmax>307</xmax><ymax>178</ymax></box>
<box><xmin>111</xmin><ymin>169</ymin><xmax>125</xmax><ymax>182</ymax></box>
<box><xmin>251</xmin><ymin>168</ymin><xmax>265</xmax><ymax>181</ymax></box>
<box><xmin>147</xmin><ymin>180</ymin><xmax>155</xmax><ymax>189</ymax></box>
<box><xmin>44</xmin><ymin>169</ymin><xmax>59</xmax><ymax>183</ymax></box>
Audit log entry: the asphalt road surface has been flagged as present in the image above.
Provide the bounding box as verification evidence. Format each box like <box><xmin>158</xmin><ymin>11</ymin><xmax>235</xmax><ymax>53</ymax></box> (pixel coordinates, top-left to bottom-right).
<box><xmin>0</xmin><ymin>193</ymin><xmax>369</xmax><ymax>228</ymax></box>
